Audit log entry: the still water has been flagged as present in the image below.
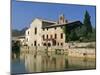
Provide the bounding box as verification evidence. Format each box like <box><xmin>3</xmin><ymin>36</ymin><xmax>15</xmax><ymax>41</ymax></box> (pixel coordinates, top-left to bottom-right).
<box><xmin>11</xmin><ymin>51</ymin><xmax>96</xmax><ymax>74</ymax></box>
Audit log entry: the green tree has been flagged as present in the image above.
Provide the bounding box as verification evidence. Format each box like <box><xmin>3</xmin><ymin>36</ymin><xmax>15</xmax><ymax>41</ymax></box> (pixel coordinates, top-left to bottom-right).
<box><xmin>76</xmin><ymin>10</ymin><xmax>93</xmax><ymax>41</ymax></box>
<box><xmin>63</xmin><ymin>10</ymin><xmax>95</xmax><ymax>42</ymax></box>
<box><xmin>83</xmin><ymin>11</ymin><xmax>93</xmax><ymax>35</ymax></box>
<box><xmin>87</xmin><ymin>28</ymin><xmax>96</xmax><ymax>41</ymax></box>
<box><xmin>69</xmin><ymin>29</ymin><xmax>79</xmax><ymax>41</ymax></box>
<box><xmin>63</xmin><ymin>25</ymin><xmax>70</xmax><ymax>42</ymax></box>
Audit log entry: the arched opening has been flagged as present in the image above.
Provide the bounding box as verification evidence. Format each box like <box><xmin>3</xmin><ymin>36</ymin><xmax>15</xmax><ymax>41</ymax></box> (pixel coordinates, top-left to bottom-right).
<box><xmin>48</xmin><ymin>43</ymin><xmax>51</xmax><ymax>47</ymax></box>
<box><xmin>43</xmin><ymin>43</ymin><xmax>46</xmax><ymax>46</ymax></box>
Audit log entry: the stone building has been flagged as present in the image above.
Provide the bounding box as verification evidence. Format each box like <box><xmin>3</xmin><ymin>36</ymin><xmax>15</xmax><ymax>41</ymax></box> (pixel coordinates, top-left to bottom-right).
<box><xmin>25</xmin><ymin>14</ymin><xmax>82</xmax><ymax>47</ymax></box>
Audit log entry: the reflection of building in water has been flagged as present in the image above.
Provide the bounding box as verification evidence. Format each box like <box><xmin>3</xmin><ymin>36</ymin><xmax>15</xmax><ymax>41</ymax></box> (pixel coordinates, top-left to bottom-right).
<box><xmin>25</xmin><ymin>54</ymin><xmax>44</xmax><ymax>72</ymax></box>
<box><xmin>25</xmin><ymin>14</ymin><xmax>82</xmax><ymax>47</ymax></box>
<box><xmin>24</xmin><ymin>54</ymin><xmax>68</xmax><ymax>72</ymax></box>
<box><xmin>24</xmin><ymin>54</ymin><xmax>95</xmax><ymax>72</ymax></box>
<box><xmin>25</xmin><ymin>54</ymin><xmax>35</xmax><ymax>72</ymax></box>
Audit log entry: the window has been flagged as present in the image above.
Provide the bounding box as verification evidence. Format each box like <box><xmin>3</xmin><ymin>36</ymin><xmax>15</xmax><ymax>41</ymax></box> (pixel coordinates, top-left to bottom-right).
<box><xmin>43</xmin><ymin>43</ymin><xmax>46</xmax><ymax>46</ymax></box>
<box><xmin>61</xmin><ymin>33</ymin><xmax>63</xmax><ymax>39</ymax></box>
<box><xmin>35</xmin><ymin>27</ymin><xmax>37</xmax><ymax>34</ymax></box>
<box><xmin>47</xmin><ymin>35</ymin><xmax>48</xmax><ymax>39</ymax></box>
<box><xmin>43</xmin><ymin>35</ymin><xmax>45</xmax><ymax>40</ymax></box>
<box><xmin>48</xmin><ymin>43</ymin><xmax>51</xmax><ymax>47</ymax></box>
<box><xmin>28</xmin><ymin>31</ymin><xmax>29</xmax><ymax>35</ymax></box>
<box><xmin>47</xmin><ymin>28</ymin><xmax>48</xmax><ymax>31</ymax></box>
<box><xmin>61</xmin><ymin>43</ymin><xmax>63</xmax><ymax>46</ymax></box>
<box><xmin>50</xmin><ymin>35</ymin><xmax>52</xmax><ymax>39</ymax></box>
<box><xmin>55</xmin><ymin>34</ymin><xmax>57</xmax><ymax>39</ymax></box>
<box><xmin>58</xmin><ymin>43</ymin><xmax>59</xmax><ymax>46</ymax></box>
<box><xmin>34</xmin><ymin>41</ymin><xmax>37</xmax><ymax>46</ymax></box>
<box><xmin>55</xmin><ymin>27</ymin><xmax>56</xmax><ymax>30</ymax></box>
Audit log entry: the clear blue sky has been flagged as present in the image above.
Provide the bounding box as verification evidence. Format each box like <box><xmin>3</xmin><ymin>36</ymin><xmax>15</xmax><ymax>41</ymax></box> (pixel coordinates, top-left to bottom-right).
<box><xmin>12</xmin><ymin>0</ymin><xmax>96</xmax><ymax>30</ymax></box>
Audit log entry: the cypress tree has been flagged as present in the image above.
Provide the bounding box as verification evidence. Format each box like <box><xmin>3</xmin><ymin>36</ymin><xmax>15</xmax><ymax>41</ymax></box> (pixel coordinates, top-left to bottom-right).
<box><xmin>83</xmin><ymin>11</ymin><xmax>92</xmax><ymax>34</ymax></box>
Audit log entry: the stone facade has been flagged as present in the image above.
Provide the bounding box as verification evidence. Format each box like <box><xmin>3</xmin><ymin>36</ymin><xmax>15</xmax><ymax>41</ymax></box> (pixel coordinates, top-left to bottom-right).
<box><xmin>25</xmin><ymin>14</ymin><xmax>82</xmax><ymax>47</ymax></box>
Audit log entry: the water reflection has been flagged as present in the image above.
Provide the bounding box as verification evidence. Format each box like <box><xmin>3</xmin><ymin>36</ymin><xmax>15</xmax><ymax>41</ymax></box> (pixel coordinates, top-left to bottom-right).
<box><xmin>11</xmin><ymin>51</ymin><xmax>96</xmax><ymax>74</ymax></box>
<box><xmin>24</xmin><ymin>53</ymin><xmax>67</xmax><ymax>72</ymax></box>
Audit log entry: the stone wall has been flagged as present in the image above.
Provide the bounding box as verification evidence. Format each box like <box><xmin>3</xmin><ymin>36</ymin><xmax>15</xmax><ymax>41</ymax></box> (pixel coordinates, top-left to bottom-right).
<box><xmin>68</xmin><ymin>48</ymin><xmax>95</xmax><ymax>58</ymax></box>
<box><xmin>20</xmin><ymin>42</ymin><xmax>96</xmax><ymax>59</ymax></box>
<box><xmin>42</xmin><ymin>26</ymin><xmax>65</xmax><ymax>46</ymax></box>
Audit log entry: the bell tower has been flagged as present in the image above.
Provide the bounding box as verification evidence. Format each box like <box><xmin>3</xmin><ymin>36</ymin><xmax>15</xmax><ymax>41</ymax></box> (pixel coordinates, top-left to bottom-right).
<box><xmin>58</xmin><ymin>14</ymin><xmax>67</xmax><ymax>24</ymax></box>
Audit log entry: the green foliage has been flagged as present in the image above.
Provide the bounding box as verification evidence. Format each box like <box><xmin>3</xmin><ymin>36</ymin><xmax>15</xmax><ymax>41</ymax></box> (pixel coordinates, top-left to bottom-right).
<box><xmin>63</xmin><ymin>10</ymin><xmax>95</xmax><ymax>42</ymax></box>
<box><xmin>63</xmin><ymin>25</ymin><xmax>70</xmax><ymax>42</ymax></box>
<box><xmin>83</xmin><ymin>11</ymin><xmax>93</xmax><ymax>33</ymax></box>
<box><xmin>87</xmin><ymin>28</ymin><xmax>96</xmax><ymax>41</ymax></box>
<box><xmin>69</xmin><ymin>29</ymin><xmax>79</xmax><ymax>41</ymax></box>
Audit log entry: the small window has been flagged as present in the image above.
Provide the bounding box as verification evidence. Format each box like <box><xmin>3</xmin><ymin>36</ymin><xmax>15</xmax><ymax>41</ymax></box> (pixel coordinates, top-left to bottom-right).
<box><xmin>35</xmin><ymin>27</ymin><xmax>37</xmax><ymax>34</ymax></box>
<box><xmin>58</xmin><ymin>43</ymin><xmax>59</xmax><ymax>46</ymax></box>
<box><xmin>61</xmin><ymin>43</ymin><xmax>63</xmax><ymax>46</ymax></box>
<box><xmin>28</xmin><ymin>31</ymin><xmax>29</xmax><ymax>35</ymax></box>
<box><xmin>43</xmin><ymin>35</ymin><xmax>45</xmax><ymax>40</ymax></box>
<box><xmin>34</xmin><ymin>41</ymin><xmax>37</xmax><ymax>46</ymax></box>
<box><xmin>61</xmin><ymin>33</ymin><xmax>63</xmax><ymax>39</ymax></box>
<box><xmin>47</xmin><ymin>35</ymin><xmax>48</xmax><ymax>39</ymax></box>
<box><xmin>50</xmin><ymin>35</ymin><xmax>52</xmax><ymax>39</ymax></box>
<box><xmin>55</xmin><ymin>34</ymin><xmax>57</xmax><ymax>39</ymax></box>
<box><xmin>43</xmin><ymin>43</ymin><xmax>46</xmax><ymax>46</ymax></box>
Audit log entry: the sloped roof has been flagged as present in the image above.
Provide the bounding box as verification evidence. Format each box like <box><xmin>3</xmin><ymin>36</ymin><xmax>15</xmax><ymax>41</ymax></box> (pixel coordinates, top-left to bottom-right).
<box><xmin>42</xmin><ymin>21</ymin><xmax>82</xmax><ymax>29</ymax></box>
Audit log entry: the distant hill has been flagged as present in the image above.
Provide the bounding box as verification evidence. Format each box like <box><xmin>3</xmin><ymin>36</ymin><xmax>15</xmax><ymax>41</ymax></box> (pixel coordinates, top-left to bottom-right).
<box><xmin>12</xmin><ymin>27</ymin><xmax>28</xmax><ymax>37</ymax></box>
